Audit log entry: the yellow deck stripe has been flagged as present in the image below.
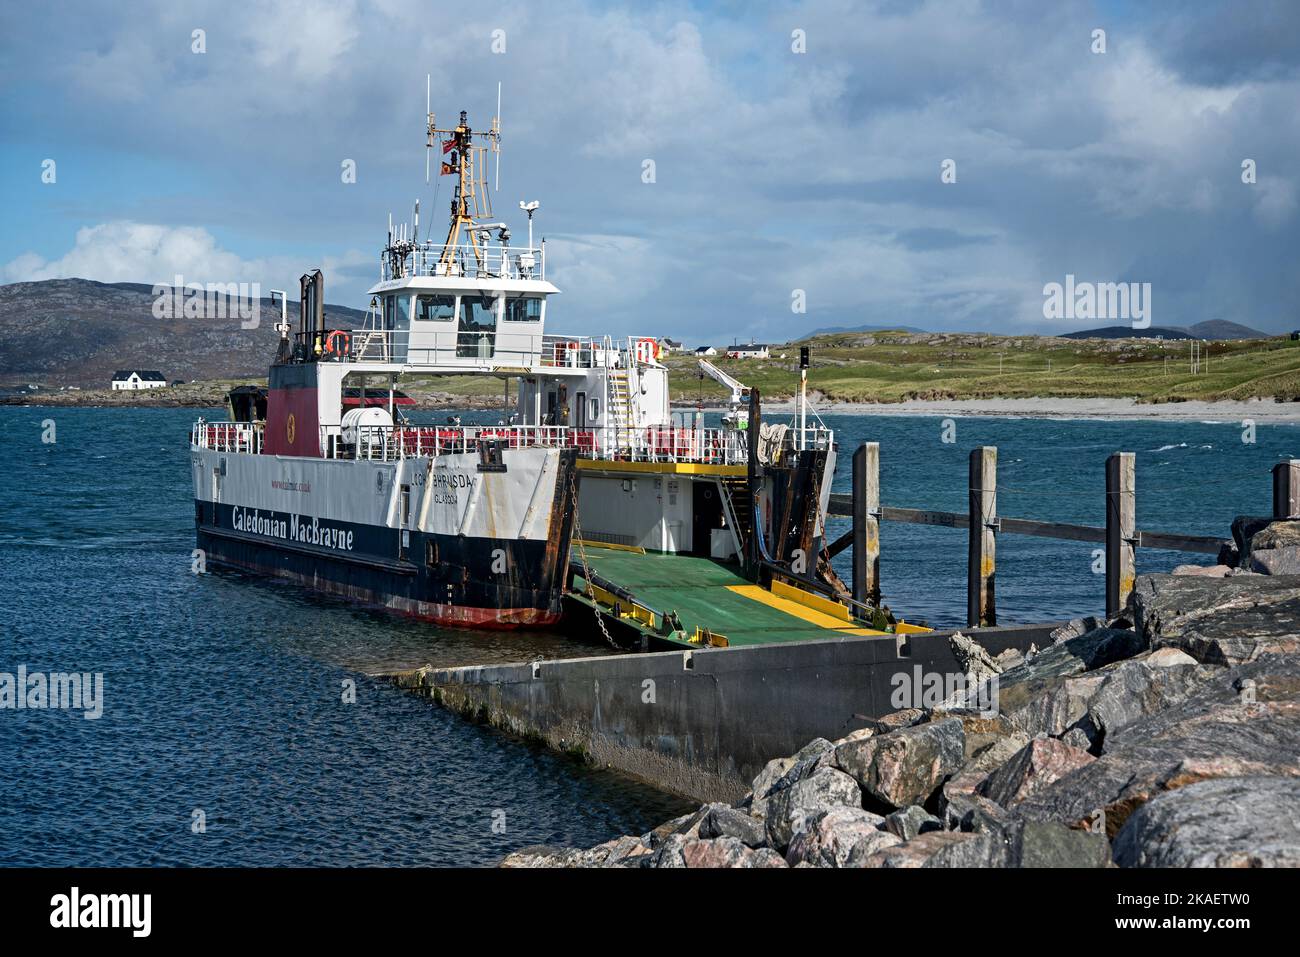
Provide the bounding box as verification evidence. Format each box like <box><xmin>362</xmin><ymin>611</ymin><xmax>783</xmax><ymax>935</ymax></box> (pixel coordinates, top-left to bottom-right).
<box><xmin>577</xmin><ymin>459</ymin><xmax>747</xmax><ymax>477</ymax></box>
<box><xmin>726</xmin><ymin>585</ymin><xmax>891</xmax><ymax>636</ymax></box>
<box><xmin>770</xmin><ymin>579</ymin><xmax>851</xmax><ymax>622</ymax></box>
<box><xmin>575</xmin><ymin>540</ymin><xmax>646</xmax><ymax>554</ymax></box>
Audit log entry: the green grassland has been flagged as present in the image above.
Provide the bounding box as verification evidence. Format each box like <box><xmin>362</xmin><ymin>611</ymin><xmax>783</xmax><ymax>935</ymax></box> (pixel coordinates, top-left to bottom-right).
<box><xmin>15</xmin><ymin>332</ymin><xmax>1300</xmax><ymax>409</ymax></box>
<box><xmin>665</xmin><ymin>332</ymin><xmax>1300</xmax><ymax>405</ymax></box>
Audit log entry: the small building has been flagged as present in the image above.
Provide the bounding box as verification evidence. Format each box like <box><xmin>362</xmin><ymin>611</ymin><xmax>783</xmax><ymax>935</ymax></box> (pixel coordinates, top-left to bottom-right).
<box><xmin>726</xmin><ymin>342</ymin><xmax>769</xmax><ymax>359</ymax></box>
<box><xmin>111</xmin><ymin>370</ymin><xmax>167</xmax><ymax>391</ymax></box>
<box><xmin>694</xmin><ymin>345</ymin><xmax>718</xmax><ymax>356</ymax></box>
<box><xmin>658</xmin><ymin>338</ymin><xmax>683</xmax><ymax>354</ymax></box>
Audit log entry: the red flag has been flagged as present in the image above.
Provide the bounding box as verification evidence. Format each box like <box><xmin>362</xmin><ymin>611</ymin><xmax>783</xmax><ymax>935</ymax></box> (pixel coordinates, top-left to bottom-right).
<box><xmin>440</xmin><ymin>158</ymin><xmax>456</xmax><ymax>176</ymax></box>
<box><xmin>442</xmin><ymin>138</ymin><xmax>456</xmax><ymax>154</ymax></box>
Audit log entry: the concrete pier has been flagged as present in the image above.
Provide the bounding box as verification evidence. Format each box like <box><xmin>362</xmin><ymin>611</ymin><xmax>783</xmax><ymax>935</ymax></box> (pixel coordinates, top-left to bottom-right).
<box><xmin>382</xmin><ymin>621</ymin><xmax>1058</xmax><ymax>803</ymax></box>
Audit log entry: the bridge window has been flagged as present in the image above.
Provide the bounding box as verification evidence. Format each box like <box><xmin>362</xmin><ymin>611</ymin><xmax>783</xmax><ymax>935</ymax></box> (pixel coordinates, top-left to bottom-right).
<box><xmin>504</xmin><ymin>296</ymin><xmax>542</xmax><ymax>322</ymax></box>
<box><xmin>457</xmin><ymin>293</ymin><xmax>498</xmax><ymax>358</ymax></box>
<box><xmin>416</xmin><ymin>294</ymin><xmax>456</xmax><ymax>321</ymax></box>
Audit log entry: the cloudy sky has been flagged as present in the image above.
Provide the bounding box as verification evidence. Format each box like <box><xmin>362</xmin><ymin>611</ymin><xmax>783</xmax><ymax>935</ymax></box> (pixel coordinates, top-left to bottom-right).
<box><xmin>2</xmin><ymin>0</ymin><xmax>1298</xmax><ymax>344</ymax></box>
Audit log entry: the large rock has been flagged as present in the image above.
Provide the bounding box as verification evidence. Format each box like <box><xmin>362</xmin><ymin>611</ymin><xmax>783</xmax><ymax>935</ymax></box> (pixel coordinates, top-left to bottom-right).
<box><xmin>747</xmin><ymin>756</ymin><xmax>794</xmax><ymax>808</ymax></box>
<box><xmin>843</xmin><ymin>829</ymin><xmax>904</xmax><ymax>864</ymax></box>
<box><xmin>1015</xmin><ymin>655</ymin><xmax>1300</xmax><ymax>836</ymax></box>
<box><xmin>1085</xmin><ymin>659</ymin><xmax>1215</xmax><ymax>739</ymax></box>
<box><xmin>1006</xmin><ymin>820</ymin><xmax>1112</xmax><ymax>868</ymax></box>
<box><xmin>872</xmin><ymin>708</ymin><xmax>926</xmax><ymax>734</ymax></box>
<box><xmin>942</xmin><ymin>730</ymin><xmax>1033</xmax><ymax>798</ymax></box>
<box><xmin>1008</xmin><ymin>674</ymin><xmax>1105</xmax><ymax>738</ymax></box>
<box><xmin>1251</xmin><ymin>548</ymin><xmax>1300</xmax><ymax>575</ymax></box>
<box><xmin>1230</xmin><ymin>514</ymin><xmax>1272</xmax><ymax>565</ymax></box>
<box><xmin>1048</xmin><ymin>616</ymin><xmax>1106</xmax><ymax>644</ymax></box>
<box><xmin>1245</xmin><ymin>519</ymin><xmax>1300</xmax><ymax>554</ymax></box>
<box><xmin>746</xmin><ymin>738</ymin><xmax>835</xmax><ymax>820</ymax></box>
<box><xmin>932</xmin><ymin>710</ymin><xmax>1020</xmax><ymax>760</ymax></box>
<box><xmin>677</xmin><ymin>837</ymin><xmax>787</xmax><ymax>868</ymax></box>
<box><xmin>941</xmin><ymin>792</ymin><xmax>1011</xmax><ymax>834</ymax></box>
<box><xmin>499</xmin><ymin>845</ymin><xmax>584</xmax><ymax>868</ymax></box>
<box><xmin>884</xmin><ymin>805</ymin><xmax>943</xmax><ymax>841</ymax></box>
<box><xmin>852</xmin><ymin>830</ymin><xmax>1005</xmax><ymax>868</ymax></box>
<box><xmin>833</xmin><ymin>717</ymin><xmax>966</xmax><ymax>810</ymax></box>
<box><xmin>500</xmin><ymin>834</ymin><xmax>654</xmax><ymax>868</ymax></box>
<box><xmin>1172</xmin><ymin>564</ymin><xmax>1232</xmax><ymax>577</ymax></box>
<box><xmin>765</xmin><ymin>766</ymin><xmax>862</xmax><ymax>850</ymax></box>
<box><xmin>785</xmin><ymin>807</ymin><xmax>888</xmax><ymax>867</ymax></box>
<box><xmin>978</xmin><ymin>737</ymin><xmax>1095</xmax><ymax>806</ymax></box>
<box><xmin>949</xmin><ymin>631</ymin><xmax>1006</xmax><ymax>678</ymax></box>
<box><xmin>1113</xmin><ymin>776</ymin><xmax>1300</xmax><ymax>867</ymax></box>
<box><xmin>994</xmin><ymin>628</ymin><xmax>1144</xmax><ymax>714</ymax></box>
<box><xmin>1130</xmin><ymin>573</ymin><xmax>1300</xmax><ymax>665</ymax></box>
<box><xmin>699</xmin><ymin>804</ymin><xmax>767</xmax><ymax>848</ymax></box>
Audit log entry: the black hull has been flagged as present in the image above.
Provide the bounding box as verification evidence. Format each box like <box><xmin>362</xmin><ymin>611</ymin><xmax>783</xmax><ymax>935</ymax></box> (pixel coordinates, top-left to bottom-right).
<box><xmin>193</xmin><ymin>456</ymin><xmax>578</xmax><ymax>629</ymax></box>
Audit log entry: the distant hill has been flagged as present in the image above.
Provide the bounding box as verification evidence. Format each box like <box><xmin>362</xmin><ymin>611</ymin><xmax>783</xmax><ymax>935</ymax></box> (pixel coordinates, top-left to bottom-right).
<box><xmin>1061</xmin><ymin>320</ymin><xmax>1270</xmax><ymax>341</ymax></box>
<box><xmin>1186</xmin><ymin>319</ymin><xmax>1271</xmax><ymax>340</ymax></box>
<box><xmin>0</xmin><ymin>278</ymin><xmax>367</xmax><ymax>387</ymax></box>
<box><xmin>806</xmin><ymin>323</ymin><xmax>928</xmax><ymax>337</ymax></box>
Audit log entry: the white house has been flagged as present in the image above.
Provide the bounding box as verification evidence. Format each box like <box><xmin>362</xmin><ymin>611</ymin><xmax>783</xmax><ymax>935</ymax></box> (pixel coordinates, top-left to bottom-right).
<box><xmin>111</xmin><ymin>370</ymin><xmax>167</xmax><ymax>390</ymax></box>
<box><xmin>726</xmin><ymin>343</ymin><xmax>769</xmax><ymax>359</ymax></box>
<box><xmin>658</xmin><ymin>337</ymin><xmax>683</xmax><ymax>354</ymax></box>
<box><xmin>693</xmin><ymin>345</ymin><xmax>718</xmax><ymax>356</ymax></box>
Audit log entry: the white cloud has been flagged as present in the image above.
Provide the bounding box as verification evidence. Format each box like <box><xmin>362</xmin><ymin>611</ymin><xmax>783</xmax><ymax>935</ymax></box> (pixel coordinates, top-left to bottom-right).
<box><xmin>3</xmin><ymin>222</ymin><xmax>269</xmax><ymax>286</ymax></box>
<box><xmin>4</xmin><ymin>1</ymin><xmax>1299</xmax><ymax>337</ymax></box>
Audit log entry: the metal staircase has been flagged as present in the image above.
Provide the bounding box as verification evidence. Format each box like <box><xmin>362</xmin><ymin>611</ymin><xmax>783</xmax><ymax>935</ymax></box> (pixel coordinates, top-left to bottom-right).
<box><xmin>717</xmin><ymin>476</ymin><xmax>753</xmax><ymax>563</ymax></box>
<box><xmin>605</xmin><ymin>366</ymin><xmax>635</xmax><ymax>458</ymax></box>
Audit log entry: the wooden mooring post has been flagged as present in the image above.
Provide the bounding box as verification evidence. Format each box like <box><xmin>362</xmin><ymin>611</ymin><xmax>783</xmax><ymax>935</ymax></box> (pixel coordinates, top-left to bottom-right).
<box><xmin>827</xmin><ymin>443</ymin><xmax>1226</xmax><ymax>625</ymax></box>
<box><xmin>852</xmin><ymin>443</ymin><xmax>881</xmax><ymax>606</ymax></box>
<box><xmin>967</xmin><ymin>446</ymin><xmax>997</xmax><ymax>628</ymax></box>
<box><xmin>1272</xmin><ymin>460</ymin><xmax>1300</xmax><ymax>519</ymax></box>
<box><xmin>1105</xmin><ymin>451</ymin><xmax>1136</xmax><ymax>618</ymax></box>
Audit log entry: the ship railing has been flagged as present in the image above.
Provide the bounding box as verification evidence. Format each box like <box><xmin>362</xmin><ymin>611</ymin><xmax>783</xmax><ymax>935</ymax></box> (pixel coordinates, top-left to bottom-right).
<box><xmin>540</xmin><ymin>335</ymin><xmax>608</xmax><ymax>369</ymax></box>
<box><xmin>790</xmin><ymin>424</ymin><xmax>835</xmax><ymax>453</ymax></box>
<box><xmin>190</xmin><ymin>419</ymin><xmax>263</xmax><ymax>454</ymax></box>
<box><xmin>380</xmin><ymin>242</ymin><xmax>545</xmax><ymax>283</ymax></box>
<box><xmin>295</xmin><ymin>328</ymin><xmax>544</xmax><ymax>367</ymax></box>
<box><xmin>316</xmin><ymin>424</ymin><xmax>751</xmax><ymax>466</ymax></box>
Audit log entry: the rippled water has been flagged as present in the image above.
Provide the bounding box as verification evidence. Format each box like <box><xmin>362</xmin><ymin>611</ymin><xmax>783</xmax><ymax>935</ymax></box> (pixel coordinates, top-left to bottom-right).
<box><xmin>0</xmin><ymin>406</ymin><xmax>691</xmax><ymax>866</ymax></box>
<box><xmin>0</xmin><ymin>405</ymin><xmax>1289</xmax><ymax>865</ymax></box>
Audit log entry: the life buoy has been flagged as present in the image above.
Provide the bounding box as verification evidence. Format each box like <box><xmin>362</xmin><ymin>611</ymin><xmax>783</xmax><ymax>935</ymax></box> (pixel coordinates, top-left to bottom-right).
<box><xmin>325</xmin><ymin>329</ymin><xmax>351</xmax><ymax>357</ymax></box>
<box><xmin>636</xmin><ymin>338</ymin><xmax>659</xmax><ymax>363</ymax></box>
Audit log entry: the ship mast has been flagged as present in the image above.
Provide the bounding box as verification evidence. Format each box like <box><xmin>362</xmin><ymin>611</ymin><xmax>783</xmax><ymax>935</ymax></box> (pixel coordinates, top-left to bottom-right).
<box><xmin>427</xmin><ymin>100</ymin><xmax>500</xmax><ymax>272</ymax></box>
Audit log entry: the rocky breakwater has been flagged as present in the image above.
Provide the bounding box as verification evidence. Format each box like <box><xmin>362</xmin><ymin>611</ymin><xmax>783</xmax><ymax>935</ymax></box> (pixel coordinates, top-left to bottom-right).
<box><xmin>502</xmin><ymin>520</ymin><xmax>1300</xmax><ymax>868</ymax></box>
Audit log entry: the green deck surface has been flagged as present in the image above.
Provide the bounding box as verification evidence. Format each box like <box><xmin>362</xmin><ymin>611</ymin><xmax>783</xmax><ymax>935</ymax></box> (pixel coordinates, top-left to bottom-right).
<box><xmin>573</xmin><ymin>546</ymin><xmax>856</xmax><ymax>646</ymax></box>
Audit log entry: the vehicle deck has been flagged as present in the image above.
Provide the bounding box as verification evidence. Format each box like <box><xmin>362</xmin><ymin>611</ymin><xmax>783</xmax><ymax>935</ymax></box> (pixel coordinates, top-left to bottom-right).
<box><xmin>570</xmin><ymin>544</ymin><xmax>926</xmax><ymax>648</ymax></box>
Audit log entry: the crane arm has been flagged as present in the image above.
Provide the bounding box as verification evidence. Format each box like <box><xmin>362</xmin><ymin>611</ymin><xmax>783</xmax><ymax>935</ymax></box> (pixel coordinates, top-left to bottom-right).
<box><xmin>697</xmin><ymin>358</ymin><xmax>748</xmax><ymax>406</ymax></box>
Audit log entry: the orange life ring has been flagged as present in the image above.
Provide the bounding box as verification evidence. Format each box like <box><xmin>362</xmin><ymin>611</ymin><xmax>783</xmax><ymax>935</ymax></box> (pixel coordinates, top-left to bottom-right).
<box><xmin>325</xmin><ymin>329</ymin><xmax>351</xmax><ymax>357</ymax></box>
<box><xmin>636</xmin><ymin>338</ymin><xmax>659</xmax><ymax>363</ymax></box>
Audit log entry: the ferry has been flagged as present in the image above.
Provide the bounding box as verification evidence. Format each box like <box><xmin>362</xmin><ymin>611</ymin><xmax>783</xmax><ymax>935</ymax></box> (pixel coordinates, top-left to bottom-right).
<box><xmin>190</xmin><ymin>103</ymin><xmax>863</xmax><ymax>639</ymax></box>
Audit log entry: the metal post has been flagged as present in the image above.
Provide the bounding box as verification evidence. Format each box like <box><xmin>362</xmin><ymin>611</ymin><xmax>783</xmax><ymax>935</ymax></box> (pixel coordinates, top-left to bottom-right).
<box><xmin>1106</xmin><ymin>452</ymin><xmax>1136</xmax><ymax>618</ymax></box>
<box><xmin>967</xmin><ymin>446</ymin><xmax>997</xmax><ymax>628</ymax></box>
<box><xmin>746</xmin><ymin>387</ymin><xmax>762</xmax><ymax>577</ymax></box>
<box><xmin>852</xmin><ymin>442</ymin><xmax>881</xmax><ymax>606</ymax></box>
<box><xmin>1272</xmin><ymin>460</ymin><xmax>1300</xmax><ymax>520</ymax></box>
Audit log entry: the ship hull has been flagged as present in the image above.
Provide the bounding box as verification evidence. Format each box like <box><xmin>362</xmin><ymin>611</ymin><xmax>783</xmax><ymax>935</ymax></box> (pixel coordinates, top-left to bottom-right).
<box><xmin>191</xmin><ymin>445</ymin><xmax>577</xmax><ymax>629</ymax></box>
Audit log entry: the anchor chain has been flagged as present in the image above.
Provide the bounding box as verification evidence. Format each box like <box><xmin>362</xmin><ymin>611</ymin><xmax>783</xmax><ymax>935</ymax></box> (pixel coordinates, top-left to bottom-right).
<box><xmin>567</xmin><ymin>471</ymin><xmax>619</xmax><ymax>649</ymax></box>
